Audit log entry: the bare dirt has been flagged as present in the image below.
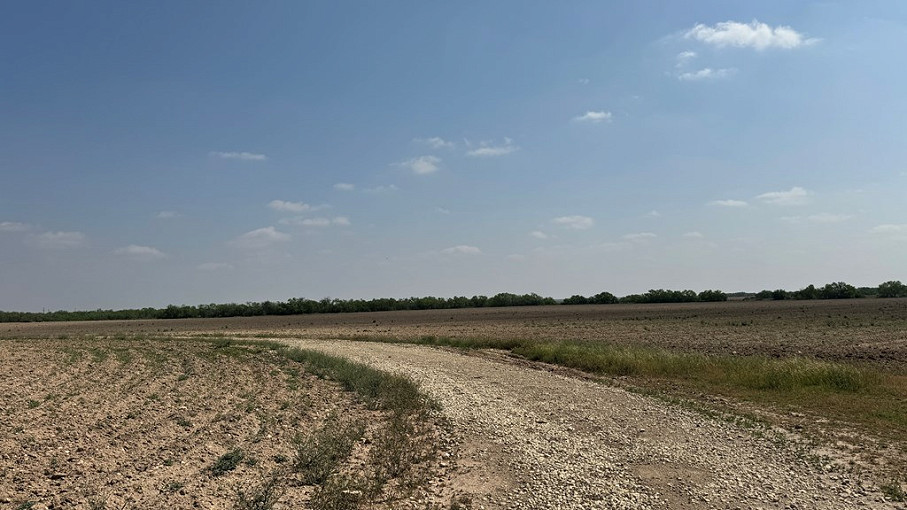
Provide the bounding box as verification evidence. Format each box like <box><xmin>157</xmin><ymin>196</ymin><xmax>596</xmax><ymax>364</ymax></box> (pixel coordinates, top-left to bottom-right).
<box><xmin>0</xmin><ymin>338</ymin><xmax>450</xmax><ymax>509</ymax></box>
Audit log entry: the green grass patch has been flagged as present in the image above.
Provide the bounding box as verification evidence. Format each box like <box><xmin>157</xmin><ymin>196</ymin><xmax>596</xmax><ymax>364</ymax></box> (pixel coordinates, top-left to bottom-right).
<box><xmin>210</xmin><ymin>448</ymin><xmax>245</xmax><ymax>477</ymax></box>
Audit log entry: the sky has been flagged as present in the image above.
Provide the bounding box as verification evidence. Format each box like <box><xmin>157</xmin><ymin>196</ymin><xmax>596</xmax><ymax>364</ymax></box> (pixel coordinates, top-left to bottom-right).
<box><xmin>2</xmin><ymin>1</ymin><xmax>906</xmax><ymax>311</ymax></box>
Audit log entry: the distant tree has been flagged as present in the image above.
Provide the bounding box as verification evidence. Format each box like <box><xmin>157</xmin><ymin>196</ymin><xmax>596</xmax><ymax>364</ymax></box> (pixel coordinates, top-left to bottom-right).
<box><xmin>562</xmin><ymin>295</ymin><xmax>590</xmax><ymax>305</ymax></box>
<box><xmin>818</xmin><ymin>282</ymin><xmax>859</xmax><ymax>300</ymax></box>
<box><xmin>771</xmin><ymin>289</ymin><xmax>789</xmax><ymax>301</ymax></box>
<box><xmin>697</xmin><ymin>290</ymin><xmax>728</xmax><ymax>302</ymax></box>
<box><xmin>753</xmin><ymin>290</ymin><xmax>773</xmax><ymax>300</ymax></box>
<box><xmin>591</xmin><ymin>291</ymin><xmax>619</xmax><ymax>304</ymax></box>
<box><xmin>878</xmin><ymin>280</ymin><xmax>907</xmax><ymax>298</ymax></box>
<box><xmin>794</xmin><ymin>284</ymin><xmax>818</xmax><ymax>300</ymax></box>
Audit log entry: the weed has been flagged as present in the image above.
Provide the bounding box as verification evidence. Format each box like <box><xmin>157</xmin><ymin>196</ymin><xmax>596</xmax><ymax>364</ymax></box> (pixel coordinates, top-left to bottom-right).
<box><xmin>310</xmin><ymin>474</ymin><xmax>367</xmax><ymax>510</ymax></box>
<box><xmin>164</xmin><ymin>481</ymin><xmax>184</xmax><ymax>493</ymax></box>
<box><xmin>27</xmin><ymin>399</ymin><xmax>40</xmax><ymax>409</ymax></box>
<box><xmin>881</xmin><ymin>480</ymin><xmax>906</xmax><ymax>501</ymax></box>
<box><xmin>15</xmin><ymin>502</ymin><xmax>35</xmax><ymax>510</ymax></box>
<box><xmin>293</xmin><ymin>415</ymin><xmax>363</xmax><ymax>485</ymax></box>
<box><xmin>210</xmin><ymin>448</ymin><xmax>245</xmax><ymax>477</ymax></box>
<box><xmin>174</xmin><ymin>416</ymin><xmax>192</xmax><ymax>428</ymax></box>
<box><xmin>234</xmin><ymin>474</ymin><xmax>285</xmax><ymax>510</ymax></box>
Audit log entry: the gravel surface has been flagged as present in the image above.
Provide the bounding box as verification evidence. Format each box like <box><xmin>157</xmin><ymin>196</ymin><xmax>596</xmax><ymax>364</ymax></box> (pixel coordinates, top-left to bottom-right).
<box><xmin>281</xmin><ymin>338</ymin><xmax>901</xmax><ymax>510</ymax></box>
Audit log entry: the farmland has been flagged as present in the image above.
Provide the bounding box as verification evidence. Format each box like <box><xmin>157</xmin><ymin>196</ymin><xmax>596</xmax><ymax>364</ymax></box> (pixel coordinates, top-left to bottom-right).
<box><xmin>2</xmin><ymin>298</ymin><xmax>906</xmax><ymax>507</ymax></box>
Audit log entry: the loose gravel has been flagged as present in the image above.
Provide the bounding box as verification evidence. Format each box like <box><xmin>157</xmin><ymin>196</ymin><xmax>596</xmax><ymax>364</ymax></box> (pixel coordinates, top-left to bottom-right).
<box><xmin>281</xmin><ymin>339</ymin><xmax>901</xmax><ymax>510</ymax></box>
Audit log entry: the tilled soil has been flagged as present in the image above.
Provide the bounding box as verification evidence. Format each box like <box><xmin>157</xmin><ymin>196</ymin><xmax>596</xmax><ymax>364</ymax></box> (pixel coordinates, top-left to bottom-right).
<box><xmin>282</xmin><ymin>338</ymin><xmax>903</xmax><ymax>509</ymax></box>
<box><xmin>0</xmin><ymin>338</ymin><xmax>444</xmax><ymax>509</ymax></box>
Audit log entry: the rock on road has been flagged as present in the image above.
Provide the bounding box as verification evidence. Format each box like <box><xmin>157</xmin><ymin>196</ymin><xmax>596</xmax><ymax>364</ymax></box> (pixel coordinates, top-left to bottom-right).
<box><xmin>281</xmin><ymin>339</ymin><xmax>897</xmax><ymax>509</ymax></box>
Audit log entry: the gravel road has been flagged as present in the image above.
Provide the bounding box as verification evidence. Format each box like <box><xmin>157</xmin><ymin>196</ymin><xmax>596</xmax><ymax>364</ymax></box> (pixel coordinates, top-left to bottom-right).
<box><xmin>281</xmin><ymin>339</ymin><xmax>899</xmax><ymax>510</ymax></box>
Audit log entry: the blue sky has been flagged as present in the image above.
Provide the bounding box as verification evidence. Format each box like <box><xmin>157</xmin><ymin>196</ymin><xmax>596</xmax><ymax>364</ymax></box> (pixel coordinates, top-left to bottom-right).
<box><xmin>2</xmin><ymin>1</ymin><xmax>906</xmax><ymax>310</ymax></box>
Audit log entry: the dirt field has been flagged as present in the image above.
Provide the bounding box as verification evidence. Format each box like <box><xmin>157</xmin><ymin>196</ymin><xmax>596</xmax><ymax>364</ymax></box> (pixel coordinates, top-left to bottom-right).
<box><xmin>0</xmin><ymin>338</ymin><xmax>449</xmax><ymax>509</ymax></box>
<box><xmin>4</xmin><ymin>299</ymin><xmax>905</xmax><ymax>369</ymax></box>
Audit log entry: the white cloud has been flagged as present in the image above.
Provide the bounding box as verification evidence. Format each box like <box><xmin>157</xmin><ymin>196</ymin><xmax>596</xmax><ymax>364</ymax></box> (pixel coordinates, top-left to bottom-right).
<box><xmin>782</xmin><ymin>213</ymin><xmax>852</xmax><ymax>224</ymax></box>
<box><xmin>414</xmin><ymin>137</ymin><xmax>455</xmax><ymax>149</ymax></box>
<box><xmin>709</xmin><ymin>199</ymin><xmax>748</xmax><ymax>207</ymax></box>
<box><xmin>0</xmin><ymin>221</ymin><xmax>30</xmax><ymax>232</ymax></box>
<box><xmin>683</xmin><ymin>231</ymin><xmax>705</xmax><ymax>238</ymax></box>
<box><xmin>684</xmin><ymin>20</ymin><xmax>818</xmax><ymax>50</ymax></box>
<box><xmin>156</xmin><ymin>211</ymin><xmax>179</xmax><ymax>219</ymax></box>
<box><xmin>363</xmin><ymin>184</ymin><xmax>399</xmax><ymax>193</ymax></box>
<box><xmin>507</xmin><ymin>253</ymin><xmax>527</xmax><ymax>261</ymax></box>
<box><xmin>281</xmin><ymin>216</ymin><xmax>350</xmax><ymax>227</ymax></box>
<box><xmin>577</xmin><ymin>78</ymin><xmax>590</xmax><ymax>85</ymax></box>
<box><xmin>440</xmin><ymin>245</ymin><xmax>482</xmax><ymax>255</ymax></box>
<box><xmin>675</xmin><ymin>51</ymin><xmax>697</xmax><ymax>67</ymax></box>
<box><xmin>399</xmin><ymin>155</ymin><xmax>441</xmax><ymax>175</ymax></box>
<box><xmin>114</xmin><ymin>244</ymin><xmax>167</xmax><ymax>261</ymax></box>
<box><xmin>678</xmin><ymin>68</ymin><xmax>734</xmax><ymax>81</ymax></box>
<box><xmin>530</xmin><ymin>230</ymin><xmax>548</xmax><ymax>239</ymax></box>
<box><xmin>466</xmin><ymin>138</ymin><xmax>519</xmax><ymax>157</ymax></box>
<box><xmin>573</xmin><ymin>111</ymin><xmax>613</xmax><ymax>124</ymax></box>
<box><xmin>756</xmin><ymin>186</ymin><xmax>811</xmax><ymax>206</ymax></box>
<box><xmin>644</xmin><ymin>210</ymin><xmax>661</xmax><ymax>218</ymax></box>
<box><xmin>209</xmin><ymin>151</ymin><xmax>268</xmax><ymax>161</ymax></box>
<box><xmin>198</xmin><ymin>262</ymin><xmax>234</xmax><ymax>271</ymax></box>
<box><xmin>623</xmin><ymin>232</ymin><xmax>657</xmax><ymax>241</ymax></box>
<box><xmin>435</xmin><ymin>207</ymin><xmax>451</xmax><ymax>215</ymax></box>
<box><xmin>333</xmin><ymin>183</ymin><xmax>355</xmax><ymax>191</ymax></box>
<box><xmin>29</xmin><ymin>231</ymin><xmax>86</xmax><ymax>249</ymax></box>
<box><xmin>870</xmin><ymin>224</ymin><xmax>907</xmax><ymax>235</ymax></box>
<box><xmin>268</xmin><ymin>200</ymin><xmax>311</xmax><ymax>213</ymax></box>
<box><xmin>552</xmin><ymin>215</ymin><xmax>594</xmax><ymax>230</ymax></box>
<box><xmin>231</xmin><ymin>226</ymin><xmax>290</xmax><ymax>249</ymax></box>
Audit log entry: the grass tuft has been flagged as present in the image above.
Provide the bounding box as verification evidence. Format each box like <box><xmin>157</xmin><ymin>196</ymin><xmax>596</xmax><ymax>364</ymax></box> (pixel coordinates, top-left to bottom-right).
<box><xmin>210</xmin><ymin>448</ymin><xmax>245</xmax><ymax>477</ymax></box>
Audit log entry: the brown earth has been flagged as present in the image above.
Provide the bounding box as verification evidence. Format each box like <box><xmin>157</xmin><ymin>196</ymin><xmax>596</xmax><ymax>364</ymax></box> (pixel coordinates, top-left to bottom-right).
<box><xmin>4</xmin><ymin>299</ymin><xmax>905</xmax><ymax>369</ymax></box>
<box><xmin>0</xmin><ymin>338</ymin><xmax>452</xmax><ymax>509</ymax></box>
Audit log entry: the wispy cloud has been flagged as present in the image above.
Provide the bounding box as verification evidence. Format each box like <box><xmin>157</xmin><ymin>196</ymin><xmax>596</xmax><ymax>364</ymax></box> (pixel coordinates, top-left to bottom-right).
<box><xmin>466</xmin><ymin>138</ymin><xmax>519</xmax><ymax>157</ymax></box>
<box><xmin>156</xmin><ymin>211</ymin><xmax>179</xmax><ymax>219</ymax></box>
<box><xmin>198</xmin><ymin>262</ymin><xmax>234</xmax><ymax>271</ymax></box>
<box><xmin>643</xmin><ymin>210</ymin><xmax>661</xmax><ymax>218</ymax></box>
<box><xmin>709</xmin><ymin>199</ymin><xmax>748</xmax><ymax>207</ymax></box>
<box><xmin>29</xmin><ymin>231</ymin><xmax>86</xmax><ymax>249</ymax></box>
<box><xmin>685</xmin><ymin>20</ymin><xmax>818</xmax><ymax>50</ymax></box>
<box><xmin>577</xmin><ymin>78</ymin><xmax>590</xmax><ymax>85</ymax></box>
<box><xmin>280</xmin><ymin>216</ymin><xmax>350</xmax><ymax>227</ymax></box>
<box><xmin>573</xmin><ymin>111</ymin><xmax>613</xmax><ymax>124</ymax></box>
<box><xmin>209</xmin><ymin>151</ymin><xmax>268</xmax><ymax>161</ymax></box>
<box><xmin>756</xmin><ymin>186</ymin><xmax>811</xmax><ymax>206</ymax></box>
<box><xmin>781</xmin><ymin>213</ymin><xmax>852</xmax><ymax>224</ymax></box>
<box><xmin>231</xmin><ymin>226</ymin><xmax>290</xmax><ymax>249</ymax></box>
<box><xmin>0</xmin><ymin>221</ymin><xmax>30</xmax><ymax>232</ymax></box>
<box><xmin>869</xmin><ymin>224</ymin><xmax>907</xmax><ymax>236</ymax></box>
<box><xmin>268</xmin><ymin>200</ymin><xmax>311</xmax><ymax>213</ymax></box>
<box><xmin>414</xmin><ymin>137</ymin><xmax>455</xmax><ymax>149</ymax></box>
<box><xmin>114</xmin><ymin>244</ymin><xmax>167</xmax><ymax>261</ymax></box>
<box><xmin>399</xmin><ymin>155</ymin><xmax>441</xmax><ymax>175</ymax></box>
<box><xmin>333</xmin><ymin>183</ymin><xmax>355</xmax><ymax>191</ymax></box>
<box><xmin>530</xmin><ymin>230</ymin><xmax>548</xmax><ymax>239</ymax></box>
<box><xmin>435</xmin><ymin>207</ymin><xmax>451</xmax><ymax>215</ymax></box>
<box><xmin>363</xmin><ymin>184</ymin><xmax>399</xmax><ymax>193</ymax></box>
<box><xmin>552</xmin><ymin>215</ymin><xmax>594</xmax><ymax>230</ymax></box>
<box><xmin>678</xmin><ymin>68</ymin><xmax>734</xmax><ymax>81</ymax></box>
<box><xmin>623</xmin><ymin>232</ymin><xmax>657</xmax><ymax>241</ymax></box>
<box><xmin>683</xmin><ymin>231</ymin><xmax>705</xmax><ymax>238</ymax></box>
<box><xmin>675</xmin><ymin>51</ymin><xmax>697</xmax><ymax>67</ymax></box>
<box><xmin>440</xmin><ymin>245</ymin><xmax>482</xmax><ymax>255</ymax></box>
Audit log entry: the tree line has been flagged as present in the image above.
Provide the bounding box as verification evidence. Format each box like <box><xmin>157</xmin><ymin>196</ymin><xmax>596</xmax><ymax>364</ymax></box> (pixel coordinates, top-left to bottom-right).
<box><xmin>1</xmin><ymin>281</ymin><xmax>904</xmax><ymax>323</ymax></box>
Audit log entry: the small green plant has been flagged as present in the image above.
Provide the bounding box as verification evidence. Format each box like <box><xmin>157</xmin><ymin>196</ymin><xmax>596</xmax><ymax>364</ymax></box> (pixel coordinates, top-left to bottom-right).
<box><xmin>174</xmin><ymin>416</ymin><xmax>192</xmax><ymax>428</ymax></box>
<box><xmin>310</xmin><ymin>474</ymin><xmax>367</xmax><ymax>510</ymax></box>
<box><xmin>293</xmin><ymin>415</ymin><xmax>363</xmax><ymax>485</ymax></box>
<box><xmin>881</xmin><ymin>480</ymin><xmax>906</xmax><ymax>502</ymax></box>
<box><xmin>27</xmin><ymin>399</ymin><xmax>40</xmax><ymax>409</ymax></box>
<box><xmin>210</xmin><ymin>448</ymin><xmax>245</xmax><ymax>477</ymax></box>
<box><xmin>15</xmin><ymin>502</ymin><xmax>35</xmax><ymax>510</ymax></box>
<box><xmin>234</xmin><ymin>474</ymin><xmax>285</xmax><ymax>510</ymax></box>
<box><xmin>164</xmin><ymin>481</ymin><xmax>184</xmax><ymax>493</ymax></box>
